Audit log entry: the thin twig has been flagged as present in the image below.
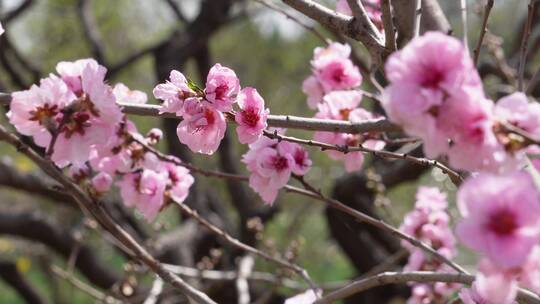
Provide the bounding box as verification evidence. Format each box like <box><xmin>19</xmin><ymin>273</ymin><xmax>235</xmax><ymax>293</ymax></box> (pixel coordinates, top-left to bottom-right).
<box><xmin>380</xmin><ymin>0</ymin><xmax>396</xmax><ymax>51</ymax></box>
<box><xmin>162</xmin><ymin>264</ymin><xmax>350</xmax><ymax>291</ymax></box>
<box><xmin>255</xmin><ymin>0</ymin><xmax>330</xmax><ymax>44</ymax></box>
<box><xmin>414</xmin><ymin>0</ymin><xmax>422</xmax><ymax>37</ymax></box>
<box><xmin>282</xmin><ymin>0</ymin><xmax>386</xmax><ymax>61</ymax></box>
<box><xmin>174</xmin><ymin>201</ymin><xmax>319</xmax><ymax>293</ymax></box>
<box><xmin>519</xmin><ymin>0</ymin><xmax>537</xmax><ymax>91</ymax></box>
<box><xmin>263</xmin><ymin>130</ymin><xmax>463</xmax><ymax>185</ymax></box>
<box><xmin>527</xmin><ymin>65</ymin><xmax>540</xmax><ymax>94</ymax></box>
<box><xmin>51</xmin><ymin>265</ymin><xmax>122</xmax><ymax>304</ymax></box>
<box><xmin>473</xmin><ymin>0</ymin><xmax>494</xmax><ymax>65</ymax></box>
<box><xmin>313</xmin><ymin>271</ymin><xmax>540</xmax><ymax>304</ymax></box>
<box><xmin>131</xmin><ymin>133</ymin><xmax>468</xmax><ymax>281</ymax></box>
<box><xmin>0</xmin><ymin>126</ymin><xmax>218</xmax><ymax>304</ymax></box>
<box><xmin>282</xmin><ymin>184</ymin><xmax>468</xmax><ymax>274</ymax></box>
<box><xmin>460</xmin><ymin>0</ymin><xmax>468</xmax><ymax>50</ymax></box>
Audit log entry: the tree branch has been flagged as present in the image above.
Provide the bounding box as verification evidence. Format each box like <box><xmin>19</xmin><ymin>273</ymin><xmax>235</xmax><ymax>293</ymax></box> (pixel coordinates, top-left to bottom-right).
<box><xmin>473</xmin><ymin>0</ymin><xmax>494</xmax><ymax>65</ymax></box>
<box><xmin>281</xmin><ymin>0</ymin><xmax>386</xmax><ymax>62</ymax></box>
<box><xmin>314</xmin><ymin>271</ymin><xmax>540</xmax><ymax>304</ymax></box>
<box><xmin>0</xmin><ymin>95</ymin><xmax>401</xmax><ymax>134</ymax></box>
<box><xmin>0</xmin><ymin>0</ymin><xmax>34</xmax><ymax>24</ymax></box>
<box><xmin>0</xmin><ymin>212</ymin><xmax>121</xmax><ymax>289</ymax></box>
<box><xmin>163</xmin><ymin>0</ymin><xmax>188</xmax><ymax>23</ymax></box>
<box><xmin>0</xmin><ymin>125</ymin><xmax>217</xmax><ymax>304</ymax></box>
<box><xmin>77</xmin><ymin>0</ymin><xmax>106</xmax><ymax>64</ymax></box>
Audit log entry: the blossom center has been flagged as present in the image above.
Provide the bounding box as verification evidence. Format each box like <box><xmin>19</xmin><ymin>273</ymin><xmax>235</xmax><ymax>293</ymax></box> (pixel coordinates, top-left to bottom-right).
<box><xmin>62</xmin><ymin>112</ymin><xmax>91</xmax><ymax>138</ymax></box>
<box><xmin>488</xmin><ymin>209</ymin><xmax>518</xmax><ymax>236</ymax></box>
<box><xmin>272</xmin><ymin>155</ymin><xmax>289</xmax><ymax>171</ymax></box>
<box><xmin>241</xmin><ymin>108</ymin><xmax>260</xmax><ymax>127</ymax></box>
<box><xmin>29</xmin><ymin>103</ymin><xmax>59</xmax><ymax>126</ymax></box>
<box><xmin>420</xmin><ymin>68</ymin><xmax>445</xmax><ymax>89</ymax></box>
<box><xmin>332</xmin><ymin>67</ymin><xmax>346</xmax><ymax>83</ymax></box>
<box><xmin>204</xmin><ymin>109</ymin><xmax>215</xmax><ymax>125</ymax></box>
<box><xmin>214</xmin><ymin>85</ymin><xmax>228</xmax><ymax>100</ymax></box>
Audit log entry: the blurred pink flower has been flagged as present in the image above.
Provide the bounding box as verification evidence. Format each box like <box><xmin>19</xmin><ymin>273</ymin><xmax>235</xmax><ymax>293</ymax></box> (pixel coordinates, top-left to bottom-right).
<box><xmin>382</xmin><ymin>32</ymin><xmax>484</xmax><ymax>159</ymax></box>
<box><xmin>302</xmin><ymin>76</ymin><xmax>324</xmax><ymax>109</ymax></box>
<box><xmin>119</xmin><ymin>169</ymin><xmax>168</xmax><ymax>221</ymax></box>
<box><xmin>91</xmin><ymin>172</ymin><xmax>113</xmax><ymax>193</ymax></box>
<box><xmin>303</xmin><ymin>43</ymin><xmax>362</xmax><ymax>108</ymax></box>
<box><xmin>235</xmin><ymin>87</ymin><xmax>269</xmax><ymax>144</ymax></box>
<box><xmin>161</xmin><ymin>161</ymin><xmax>194</xmax><ymax>204</ymax></box>
<box><xmin>313</xmin><ymin>53</ymin><xmax>362</xmax><ymax>93</ymax></box>
<box><xmin>313</xmin><ymin>91</ymin><xmax>383</xmax><ymax>172</ymax></box>
<box><xmin>456</xmin><ymin>172</ymin><xmax>540</xmax><ymax>268</ymax></box>
<box><xmin>519</xmin><ymin>245</ymin><xmax>540</xmax><ymax>294</ymax></box>
<box><xmin>56</xmin><ymin>58</ymin><xmax>101</xmax><ymax>97</ymax></box>
<box><xmin>474</xmin><ymin>259</ymin><xmax>518</xmax><ymax>304</ymax></box>
<box><xmin>113</xmin><ymin>83</ymin><xmax>147</xmax><ymax>104</ymax></box>
<box><xmin>495</xmin><ymin>92</ymin><xmax>540</xmax><ymax>138</ymax></box>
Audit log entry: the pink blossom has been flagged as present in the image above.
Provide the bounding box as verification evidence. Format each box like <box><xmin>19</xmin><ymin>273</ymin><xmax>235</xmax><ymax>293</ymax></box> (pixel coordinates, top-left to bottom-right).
<box><xmin>302</xmin><ymin>76</ymin><xmax>324</xmax><ymax>109</ymax></box>
<box><xmin>400</xmin><ymin>187</ymin><xmax>455</xmax><ymax>255</ymax></box>
<box><xmin>494</xmin><ymin>92</ymin><xmax>540</xmax><ymax>142</ymax></box>
<box><xmin>474</xmin><ymin>259</ymin><xmax>519</xmax><ymax>304</ymax></box>
<box><xmin>235</xmin><ymin>87</ymin><xmax>269</xmax><ymax>144</ymax></box>
<box><xmin>400</xmin><ymin>187</ymin><xmax>458</xmax><ymax>303</ymax></box>
<box><xmin>52</xmin><ymin>61</ymin><xmax>123</xmax><ymax>167</ymax></box>
<box><xmin>382</xmin><ymin>32</ymin><xmax>484</xmax><ymax>159</ymax></box>
<box><xmin>313</xmin><ymin>42</ymin><xmax>351</xmax><ymax>62</ymax></box>
<box><xmin>243</xmin><ymin>135</ymin><xmax>310</xmax><ymax>204</ymax></box>
<box><xmin>8</xmin><ymin>75</ymin><xmax>75</xmax><ymax>147</ymax></box>
<box><xmin>89</xmin><ymin>120</ymin><xmax>159</xmax><ymax>175</ymax></box>
<box><xmin>439</xmin><ymin>88</ymin><xmax>510</xmax><ymax>172</ymax></box>
<box><xmin>205</xmin><ymin>63</ymin><xmax>240</xmax><ymax>111</ymax></box>
<box><xmin>146</xmin><ymin>128</ymin><xmax>163</xmax><ymax>145</ymax></box>
<box><xmin>303</xmin><ymin>43</ymin><xmax>362</xmax><ymax>107</ymax></box>
<box><xmin>313</xmin><ymin>53</ymin><xmax>362</xmax><ymax>93</ymax></box>
<box><xmin>519</xmin><ymin>245</ymin><xmax>540</xmax><ymax>293</ymax></box>
<box><xmin>313</xmin><ymin>91</ymin><xmax>384</xmax><ymax>172</ymax></box>
<box><xmin>459</xmin><ymin>277</ymin><xmax>518</xmax><ymax>304</ymax></box>
<box><xmin>113</xmin><ymin>83</ymin><xmax>147</xmax><ymax>104</ymax></box>
<box><xmin>278</xmin><ymin>141</ymin><xmax>312</xmax><ymax>175</ymax></box>
<box><xmin>302</xmin><ymin>42</ymin><xmax>362</xmax><ymax>108</ymax></box>
<box><xmin>56</xmin><ymin>59</ymin><xmax>101</xmax><ymax>96</ymax></box>
<box><xmin>244</xmin><ymin>146</ymin><xmax>293</xmax><ymax>204</ymax></box>
<box><xmin>176</xmin><ymin>103</ymin><xmax>226</xmax><ymax>154</ymax></box>
<box><xmin>118</xmin><ymin>169</ymin><xmax>167</xmax><ymax>221</ymax></box>
<box><xmin>335</xmin><ymin>0</ymin><xmax>352</xmax><ymax>15</ymax></box>
<box><xmin>153</xmin><ymin>70</ymin><xmax>197</xmax><ymax>115</ymax></box>
<box><xmin>91</xmin><ymin>172</ymin><xmax>113</xmax><ymax>193</ymax></box>
<box><xmin>456</xmin><ymin>172</ymin><xmax>540</xmax><ymax>268</ymax></box>
<box><xmin>162</xmin><ymin>161</ymin><xmax>194</xmax><ymax>204</ymax></box>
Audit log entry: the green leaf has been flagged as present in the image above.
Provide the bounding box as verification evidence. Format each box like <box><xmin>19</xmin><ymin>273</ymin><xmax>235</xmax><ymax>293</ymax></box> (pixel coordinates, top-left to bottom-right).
<box><xmin>187</xmin><ymin>78</ymin><xmax>204</xmax><ymax>94</ymax></box>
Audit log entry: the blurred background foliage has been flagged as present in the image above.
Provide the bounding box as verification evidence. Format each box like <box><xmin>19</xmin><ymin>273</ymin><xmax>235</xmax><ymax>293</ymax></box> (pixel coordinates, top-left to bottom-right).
<box><xmin>0</xmin><ymin>0</ymin><xmax>533</xmax><ymax>302</ymax></box>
